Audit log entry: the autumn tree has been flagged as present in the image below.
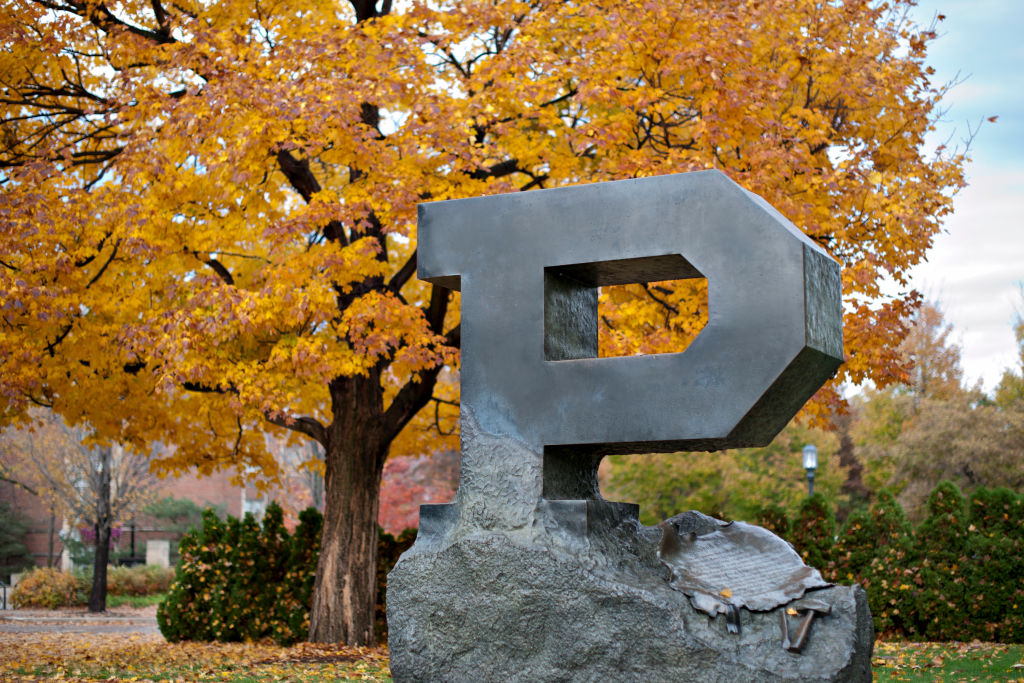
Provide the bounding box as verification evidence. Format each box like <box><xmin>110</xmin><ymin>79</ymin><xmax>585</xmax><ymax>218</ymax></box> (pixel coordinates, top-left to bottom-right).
<box><xmin>0</xmin><ymin>409</ymin><xmax>159</xmax><ymax>610</ymax></box>
<box><xmin>1</xmin><ymin>0</ymin><xmax>965</xmax><ymax>642</ymax></box>
<box><xmin>994</xmin><ymin>297</ymin><xmax>1024</xmax><ymax>410</ymax></box>
<box><xmin>854</xmin><ymin>302</ymin><xmax>1024</xmax><ymax>518</ymax></box>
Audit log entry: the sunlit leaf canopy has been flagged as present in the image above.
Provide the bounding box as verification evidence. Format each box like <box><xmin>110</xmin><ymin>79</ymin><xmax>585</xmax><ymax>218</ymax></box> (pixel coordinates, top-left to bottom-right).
<box><xmin>0</xmin><ymin>0</ymin><xmax>965</xmax><ymax>476</ymax></box>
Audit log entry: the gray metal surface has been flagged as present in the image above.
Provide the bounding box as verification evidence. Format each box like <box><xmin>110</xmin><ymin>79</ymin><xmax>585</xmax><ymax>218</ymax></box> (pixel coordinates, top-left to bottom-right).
<box><xmin>420</xmin><ymin>170</ymin><xmax>842</xmax><ymax>460</ymax></box>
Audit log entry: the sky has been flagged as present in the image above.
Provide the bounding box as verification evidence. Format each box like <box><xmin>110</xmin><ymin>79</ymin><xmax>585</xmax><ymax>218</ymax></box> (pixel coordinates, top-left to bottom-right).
<box><xmin>902</xmin><ymin>0</ymin><xmax>1024</xmax><ymax>392</ymax></box>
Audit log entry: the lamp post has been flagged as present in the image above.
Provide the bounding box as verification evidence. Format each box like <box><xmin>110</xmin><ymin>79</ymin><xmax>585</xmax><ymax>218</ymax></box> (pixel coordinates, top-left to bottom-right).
<box><xmin>802</xmin><ymin>444</ymin><xmax>818</xmax><ymax>497</ymax></box>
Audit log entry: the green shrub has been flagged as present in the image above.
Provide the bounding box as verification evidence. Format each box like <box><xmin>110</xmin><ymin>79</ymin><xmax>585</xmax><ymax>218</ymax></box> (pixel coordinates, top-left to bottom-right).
<box><xmin>969</xmin><ymin>487</ymin><xmax>1022</xmax><ymax>539</ymax></box>
<box><xmin>749</xmin><ymin>483</ymin><xmax>1024</xmax><ymax>643</ymax></box>
<box><xmin>107</xmin><ymin>565</ymin><xmax>175</xmax><ymax>596</ymax></box>
<box><xmin>11</xmin><ymin>568</ymin><xmax>88</xmax><ymax>608</ymax></box>
<box><xmin>270</xmin><ymin>506</ymin><xmax>322</xmax><ymax>645</ymax></box>
<box><xmin>157</xmin><ymin>504</ymin><xmax>419</xmax><ymax>646</ymax></box>
<box><xmin>157</xmin><ymin>507</ymin><xmax>228</xmax><ymax>642</ymax></box>
<box><xmin>965</xmin><ymin>487</ymin><xmax>1024</xmax><ymax>642</ymax></box>
<box><xmin>789</xmin><ymin>493</ymin><xmax>835</xmax><ymax>570</ymax></box>
<box><xmin>834</xmin><ymin>490</ymin><xmax>913</xmax><ymax>582</ymax></box>
<box><xmin>913</xmin><ymin>481</ymin><xmax>972</xmax><ymax>641</ymax></box>
<box><xmin>754</xmin><ymin>504</ymin><xmax>790</xmax><ymax>538</ymax></box>
<box><xmin>158</xmin><ymin>503</ymin><xmax>322</xmax><ymax>646</ymax></box>
<box><xmin>855</xmin><ymin>492</ymin><xmax>916</xmax><ymax>637</ymax></box>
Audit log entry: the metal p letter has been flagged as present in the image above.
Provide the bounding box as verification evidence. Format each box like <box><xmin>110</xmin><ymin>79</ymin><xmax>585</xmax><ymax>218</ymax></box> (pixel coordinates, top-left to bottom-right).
<box><xmin>417</xmin><ymin>170</ymin><xmax>843</xmax><ymax>535</ymax></box>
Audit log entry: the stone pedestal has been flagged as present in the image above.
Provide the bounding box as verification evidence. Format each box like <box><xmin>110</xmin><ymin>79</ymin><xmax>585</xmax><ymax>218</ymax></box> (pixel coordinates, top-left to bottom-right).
<box><xmin>388</xmin><ymin>503</ymin><xmax>873</xmax><ymax>682</ymax></box>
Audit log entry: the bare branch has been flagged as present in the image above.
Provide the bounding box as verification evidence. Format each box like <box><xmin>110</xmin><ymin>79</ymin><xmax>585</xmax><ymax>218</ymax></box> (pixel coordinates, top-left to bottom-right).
<box><xmin>0</xmin><ymin>474</ymin><xmax>39</xmax><ymax>497</ymax></box>
<box><xmin>388</xmin><ymin>251</ymin><xmax>417</xmax><ymax>294</ymax></box>
<box><xmin>264</xmin><ymin>412</ymin><xmax>328</xmax><ymax>446</ymax></box>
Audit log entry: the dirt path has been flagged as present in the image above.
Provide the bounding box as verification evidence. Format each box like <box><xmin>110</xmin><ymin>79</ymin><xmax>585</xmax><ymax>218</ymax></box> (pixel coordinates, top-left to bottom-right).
<box><xmin>0</xmin><ymin>605</ymin><xmax>160</xmax><ymax>635</ymax></box>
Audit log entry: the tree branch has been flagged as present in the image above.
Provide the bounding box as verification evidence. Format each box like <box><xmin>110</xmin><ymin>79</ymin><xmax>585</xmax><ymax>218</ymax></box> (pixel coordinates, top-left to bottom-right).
<box><xmin>0</xmin><ymin>474</ymin><xmax>39</xmax><ymax>497</ymax></box>
<box><xmin>63</xmin><ymin>0</ymin><xmax>176</xmax><ymax>45</ymax></box>
<box><xmin>640</xmin><ymin>282</ymin><xmax>679</xmax><ymax>315</ymax></box>
<box><xmin>469</xmin><ymin>158</ymin><xmax>521</xmax><ymax>180</ymax></box>
<box><xmin>264</xmin><ymin>412</ymin><xmax>327</xmax><ymax>446</ymax></box>
<box><xmin>380</xmin><ymin>322</ymin><xmax>460</xmax><ymax>447</ymax></box>
<box><xmin>388</xmin><ymin>251</ymin><xmax>416</xmax><ymax>295</ymax></box>
<box><xmin>190</xmin><ymin>251</ymin><xmax>234</xmax><ymax>285</ymax></box>
<box><xmin>275</xmin><ymin>150</ymin><xmax>322</xmax><ymax>202</ymax></box>
<box><xmin>424</xmin><ymin>284</ymin><xmax>449</xmax><ymax>335</ymax></box>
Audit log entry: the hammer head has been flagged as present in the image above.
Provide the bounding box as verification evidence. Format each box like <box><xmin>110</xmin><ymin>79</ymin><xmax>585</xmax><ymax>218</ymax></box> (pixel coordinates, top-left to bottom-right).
<box><xmin>791</xmin><ymin>598</ymin><xmax>831</xmax><ymax>616</ymax></box>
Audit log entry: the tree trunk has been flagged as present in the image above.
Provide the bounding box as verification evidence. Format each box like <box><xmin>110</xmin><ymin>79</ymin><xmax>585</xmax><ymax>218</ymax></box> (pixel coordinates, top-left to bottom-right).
<box><xmin>834</xmin><ymin>412</ymin><xmax>870</xmax><ymax>503</ymax></box>
<box><xmin>47</xmin><ymin>511</ymin><xmax>55</xmax><ymax>567</ymax></box>
<box><xmin>308</xmin><ymin>376</ymin><xmax>388</xmax><ymax>645</ymax></box>
<box><xmin>88</xmin><ymin>446</ymin><xmax>111</xmax><ymax>613</ymax></box>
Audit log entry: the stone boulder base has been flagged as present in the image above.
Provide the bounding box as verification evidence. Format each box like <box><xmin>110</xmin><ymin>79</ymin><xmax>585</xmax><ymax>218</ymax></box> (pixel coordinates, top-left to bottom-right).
<box><xmin>388</xmin><ymin>529</ymin><xmax>873</xmax><ymax>682</ymax></box>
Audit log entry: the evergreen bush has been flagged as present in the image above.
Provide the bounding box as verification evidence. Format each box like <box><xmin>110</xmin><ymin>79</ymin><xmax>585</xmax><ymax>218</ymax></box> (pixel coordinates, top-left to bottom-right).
<box><xmin>158</xmin><ymin>504</ymin><xmax>416</xmax><ymax>645</ymax></box>
<box><xmin>158</xmin><ymin>507</ymin><xmax>229</xmax><ymax>642</ymax></box>
<box><xmin>754</xmin><ymin>504</ymin><xmax>790</xmax><ymax>538</ymax></box>
<box><xmin>270</xmin><ymin>506</ymin><xmax>322</xmax><ymax>645</ymax></box>
<box><xmin>159</xmin><ymin>506</ymin><xmax>299</xmax><ymax>643</ymax></box>
<box><xmin>834</xmin><ymin>490</ymin><xmax>913</xmax><ymax>580</ymax></box>
<box><xmin>856</xmin><ymin>492</ymin><xmax>916</xmax><ymax>637</ymax></box>
<box><xmin>912</xmin><ymin>481</ymin><xmax>973</xmax><ymax>641</ymax></box>
<box><xmin>966</xmin><ymin>487</ymin><xmax>1024</xmax><ymax>642</ymax></box>
<box><xmin>789</xmin><ymin>492</ymin><xmax>836</xmax><ymax>570</ymax></box>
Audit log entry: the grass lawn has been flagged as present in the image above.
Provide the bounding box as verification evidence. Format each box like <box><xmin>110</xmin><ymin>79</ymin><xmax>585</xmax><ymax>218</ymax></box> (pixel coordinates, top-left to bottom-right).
<box><xmin>105</xmin><ymin>593</ymin><xmax>167</xmax><ymax>609</ymax></box>
<box><xmin>873</xmin><ymin>641</ymin><xmax>1024</xmax><ymax>681</ymax></box>
<box><xmin>1</xmin><ymin>633</ymin><xmax>1022</xmax><ymax>681</ymax></box>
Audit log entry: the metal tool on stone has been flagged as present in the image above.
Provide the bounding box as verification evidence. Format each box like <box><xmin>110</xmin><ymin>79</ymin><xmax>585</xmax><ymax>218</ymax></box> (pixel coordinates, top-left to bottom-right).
<box><xmin>780</xmin><ymin>598</ymin><xmax>832</xmax><ymax>653</ymax></box>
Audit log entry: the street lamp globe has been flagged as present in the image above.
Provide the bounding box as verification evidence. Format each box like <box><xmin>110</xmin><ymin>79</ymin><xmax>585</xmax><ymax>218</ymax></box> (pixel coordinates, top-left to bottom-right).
<box><xmin>802</xmin><ymin>444</ymin><xmax>818</xmax><ymax>470</ymax></box>
<box><xmin>802</xmin><ymin>444</ymin><xmax>818</xmax><ymax>496</ymax></box>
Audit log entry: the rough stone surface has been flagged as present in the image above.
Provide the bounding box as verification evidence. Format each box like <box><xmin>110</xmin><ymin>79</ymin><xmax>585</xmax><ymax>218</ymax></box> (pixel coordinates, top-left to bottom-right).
<box><xmin>388</xmin><ymin>511</ymin><xmax>873</xmax><ymax>682</ymax></box>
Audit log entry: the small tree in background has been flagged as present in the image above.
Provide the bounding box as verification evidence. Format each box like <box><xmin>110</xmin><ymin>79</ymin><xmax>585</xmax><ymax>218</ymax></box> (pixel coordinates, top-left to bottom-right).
<box><xmin>0</xmin><ymin>409</ymin><xmax>160</xmax><ymax>611</ymax></box>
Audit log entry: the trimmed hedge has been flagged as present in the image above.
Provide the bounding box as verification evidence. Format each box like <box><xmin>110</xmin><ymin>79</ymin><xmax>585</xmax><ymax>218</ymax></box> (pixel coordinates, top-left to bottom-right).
<box><xmin>778</xmin><ymin>481</ymin><xmax>1024</xmax><ymax>643</ymax></box>
<box><xmin>157</xmin><ymin>503</ymin><xmax>417</xmax><ymax>645</ymax></box>
<box><xmin>107</xmin><ymin>565</ymin><xmax>175</xmax><ymax>596</ymax></box>
<box><xmin>11</xmin><ymin>564</ymin><xmax>175</xmax><ymax>608</ymax></box>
